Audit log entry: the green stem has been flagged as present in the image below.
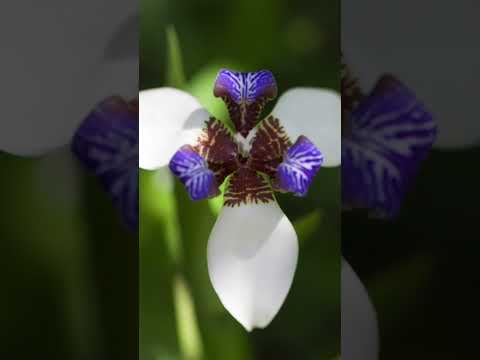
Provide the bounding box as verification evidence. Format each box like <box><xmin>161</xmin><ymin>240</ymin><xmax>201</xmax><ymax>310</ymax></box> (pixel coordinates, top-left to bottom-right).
<box><xmin>160</xmin><ymin>26</ymin><xmax>204</xmax><ymax>359</ymax></box>
<box><xmin>155</xmin><ymin>171</ymin><xmax>204</xmax><ymax>360</ymax></box>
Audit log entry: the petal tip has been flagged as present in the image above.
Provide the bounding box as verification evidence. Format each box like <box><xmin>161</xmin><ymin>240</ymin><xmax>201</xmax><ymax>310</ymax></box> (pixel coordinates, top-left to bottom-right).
<box><xmin>207</xmin><ymin>203</ymin><xmax>298</xmax><ymax>331</ymax></box>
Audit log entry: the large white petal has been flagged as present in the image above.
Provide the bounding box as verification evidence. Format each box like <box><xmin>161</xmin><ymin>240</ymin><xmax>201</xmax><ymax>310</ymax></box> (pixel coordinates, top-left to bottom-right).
<box><xmin>207</xmin><ymin>202</ymin><xmax>298</xmax><ymax>331</ymax></box>
<box><xmin>342</xmin><ymin>259</ymin><xmax>379</xmax><ymax>360</ymax></box>
<box><xmin>139</xmin><ymin>88</ymin><xmax>210</xmax><ymax>170</ymax></box>
<box><xmin>272</xmin><ymin>88</ymin><xmax>341</xmax><ymax>167</ymax></box>
<box><xmin>343</xmin><ymin>0</ymin><xmax>480</xmax><ymax>149</ymax></box>
<box><xmin>97</xmin><ymin>57</ymin><xmax>139</xmax><ymax>101</ymax></box>
<box><xmin>0</xmin><ymin>2</ymin><xmax>136</xmax><ymax>156</ymax></box>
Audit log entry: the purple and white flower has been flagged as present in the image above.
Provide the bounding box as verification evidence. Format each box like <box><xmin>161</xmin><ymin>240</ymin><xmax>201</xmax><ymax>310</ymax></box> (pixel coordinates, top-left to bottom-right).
<box><xmin>140</xmin><ymin>69</ymin><xmax>341</xmax><ymax>330</ymax></box>
<box><xmin>0</xmin><ymin>2</ymin><xmax>137</xmax><ymax>156</ymax></box>
<box><xmin>340</xmin><ymin>61</ymin><xmax>435</xmax><ymax>358</ymax></box>
<box><xmin>0</xmin><ymin>3</ymin><xmax>138</xmax><ymax>229</ymax></box>
<box><xmin>0</xmin><ymin>94</ymin><xmax>139</xmax><ymax>230</ymax></box>
<box><xmin>72</xmin><ymin>97</ymin><xmax>139</xmax><ymax>229</ymax></box>
<box><xmin>341</xmin><ymin>62</ymin><xmax>437</xmax><ymax>218</ymax></box>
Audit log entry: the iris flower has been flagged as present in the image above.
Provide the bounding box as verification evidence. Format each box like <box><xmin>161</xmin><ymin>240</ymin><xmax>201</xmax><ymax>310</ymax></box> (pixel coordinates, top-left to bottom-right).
<box><xmin>0</xmin><ymin>93</ymin><xmax>139</xmax><ymax>230</ymax></box>
<box><xmin>342</xmin><ymin>0</ymin><xmax>479</xmax><ymax>149</ymax></box>
<box><xmin>340</xmin><ymin>60</ymin><xmax>437</xmax><ymax>359</ymax></box>
<box><xmin>140</xmin><ymin>69</ymin><xmax>341</xmax><ymax>330</ymax></box>
<box><xmin>0</xmin><ymin>2</ymin><xmax>137</xmax><ymax>156</ymax></box>
<box><xmin>0</xmin><ymin>4</ymin><xmax>138</xmax><ymax>228</ymax></box>
<box><xmin>341</xmin><ymin>62</ymin><xmax>437</xmax><ymax>218</ymax></box>
<box><xmin>72</xmin><ymin>97</ymin><xmax>139</xmax><ymax>229</ymax></box>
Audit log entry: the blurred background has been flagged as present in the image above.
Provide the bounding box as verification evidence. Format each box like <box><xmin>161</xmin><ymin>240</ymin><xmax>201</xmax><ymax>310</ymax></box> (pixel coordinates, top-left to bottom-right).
<box><xmin>0</xmin><ymin>1</ymin><xmax>137</xmax><ymax>359</ymax></box>
<box><xmin>140</xmin><ymin>0</ymin><xmax>340</xmax><ymax>360</ymax></box>
<box><xmin>0</xmin><ymin>148</ymin><xmax>137</xmax><ymax>359</ymax></box>
<box><xmin>342</xmin><ymin>0</ymin><xmax>480</xmax><ymax>358</ymax></box>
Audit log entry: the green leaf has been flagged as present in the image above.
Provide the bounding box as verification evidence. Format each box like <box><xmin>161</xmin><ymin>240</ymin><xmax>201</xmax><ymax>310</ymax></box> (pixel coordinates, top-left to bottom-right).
<box><xmin>166</xmin><ymin>26</ymin><xmax>186</xmax><ymax>89</ymax></box>
<box><xmin>207</xmin><ymin>180</ymin><xmax>227</xmax><ymax>216</ymax></box>
<box><xmin>173</xmin><ymin>274</ymin><xmax>204</xmax><ymax>360</ymax></box>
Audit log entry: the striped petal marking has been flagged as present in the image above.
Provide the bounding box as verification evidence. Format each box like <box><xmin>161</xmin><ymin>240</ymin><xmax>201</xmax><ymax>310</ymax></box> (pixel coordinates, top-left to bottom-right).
<box><xmin>169</xmin><ymin>145</ymin><xmax>220</xmax><ymax>201</ymax></box>
<box><xmin>214</xmin><ymin>69</ymin><xmax>277</xmax><ymax>137</ymax></box>
<box><xmin>276</xmin><ymin>136</ymin><xmax>324</xmax><ymax>196</ymax></box>
<box><xmin>342</xmin><ymin>75</ymin><xmax>437</xmax><ymax>218</ymax></box>
<box><xmin>72</xmin><ymin>97</ymin><xmax>139</xmax><ymax>229</ymax></box>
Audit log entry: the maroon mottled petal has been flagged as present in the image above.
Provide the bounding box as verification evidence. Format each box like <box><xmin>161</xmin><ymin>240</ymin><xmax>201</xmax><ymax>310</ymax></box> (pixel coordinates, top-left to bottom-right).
<box><xmin>214</xmin><ymin>70</ymin><xmax>278</xmax><ymax>137</ymax></box>
<box><xmin>194</xmin><ymin>117</ymin><xmax>239</xmax><ymax>184</ymax></box>
<box><xmin>224</xmin><ymin>167</ymin><xmax>274</xmax><ymax>207</ymax></box>
<box><xmin>249</xmin><ymin>116</ymin><xmax>292</xmax><ymax>177</ymax></box>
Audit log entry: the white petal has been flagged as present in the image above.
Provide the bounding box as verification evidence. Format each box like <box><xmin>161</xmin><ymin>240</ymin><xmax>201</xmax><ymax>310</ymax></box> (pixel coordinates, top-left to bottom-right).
<box><xmin>97</xmin><ymin>57</ymin><xmax>139</xmax><ymax>100</ymax></box>
<box><xmin>207</xmin><ymin>202</ymin><xmax>298</xmax><ymax>331</ymax></box>
<box><xmin>342</xmin><ymin>259</ymin><xmax>379</xmax><ymax>360</ymax></box>
<box><xmin>139</xmin><ymin>88</ymin><xmax>210</xmax><ymax>170</ymax></box>
<box><xmin>342</xmin><ymin>0</ymin><xmax>480</xmax><ymax>149</ymax></box>
<box><xmin>272</xmin><ymin>88</ymin><xmax>341</xmax><ymax>167</ymax></box>
<box><xmin>0</xmin><ymin>3</ymin><xmax>136</xmax><ymax>156</ymax></box>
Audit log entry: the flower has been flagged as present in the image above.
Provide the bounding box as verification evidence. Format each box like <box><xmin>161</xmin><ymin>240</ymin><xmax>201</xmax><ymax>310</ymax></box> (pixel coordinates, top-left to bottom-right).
<box><xmin>140</xmin><ymin>69</ymin><xmax>341</xmax><ymax>330</ymax></box>
<box><xmin>0</xmin><ymin>6</ymin><xmax>138</xmax><ymax>229</ymax></box>
<box><xmin>0</xmin><ymin>3</ymin><xmax>137</xmax><ymax>156</ymax></box>
<box><xmin>72</xmin><ymin>97</ymin><xmax>139</xmax><ymax>229</ymax></box>
<box><xmin>340</xmin><ymin>60</ymin><xmax>436</xmax><ymax>358</ymax></box>
<box><xmin>342</xmin><ymin>1</ymin><xmax>479</xmax><ymax>149</ymax></box>
<box><xmin>341</xmin><ymin>61</ymin><xmax>437</xmax><ymax>218</ymax></box>
<box><xmin>0</xmin><ymin>93</ymin><xmax>139</xmax><ymax>230</ymax></box>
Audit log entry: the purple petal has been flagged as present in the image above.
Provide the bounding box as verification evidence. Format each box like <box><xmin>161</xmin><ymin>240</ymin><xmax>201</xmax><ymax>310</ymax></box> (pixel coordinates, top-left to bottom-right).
<box><xmin>214</xmin><ymin>69</ymin><xmax>277</xmax><ymax>137</ymax></box>
<box><xmin>342</xmin><ymin>75</ymin><xmax>437</xmax><ymax>218</ymax></box>
<box><xmin>72</xmin><ymin>97</ymin><xmax>138</xmax><ymax>229</ymax></box>
<box><xmin>276</xmin><ymin>136</ymin><xmax>324</xmax><ymax>196</ymax></box>
<box><xmin>169</xmin><ymin>145</ymin><xmax>220</xmax><ymax>201</ymax></box>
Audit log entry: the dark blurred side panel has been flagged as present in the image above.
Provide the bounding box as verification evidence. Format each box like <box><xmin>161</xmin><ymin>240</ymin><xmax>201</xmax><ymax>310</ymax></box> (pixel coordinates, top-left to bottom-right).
<box><xmin>0</xmin><ymin>1</ymin><xmax>138</xmax><ymax>359</ymax></box>
<box><xmin>342</xmin><ymin>1</ymin><xmax>480</xmax><ymax>358</ymax></box>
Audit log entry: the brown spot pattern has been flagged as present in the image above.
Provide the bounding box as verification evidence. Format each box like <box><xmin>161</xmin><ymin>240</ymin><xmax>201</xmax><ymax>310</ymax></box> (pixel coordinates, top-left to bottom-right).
<box><xmin>249</xmin><ymin>116</ymin><xmax>292</xmax><ymax>177</ymax></box>
<box><xmin>224</xmin><ymin>166</ymin><xmax>274</xmax><ymax>207</ymax></box>
<box><xmin>194</xmin><ymin>118</ymin><xmax>239</xmax><ymax>184</ymax></box>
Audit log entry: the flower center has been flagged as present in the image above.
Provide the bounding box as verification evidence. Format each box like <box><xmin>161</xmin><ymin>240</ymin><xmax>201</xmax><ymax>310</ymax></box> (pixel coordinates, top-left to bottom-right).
<box><xmin>234</xmin><ymin>130</ymin><xmax>256</xmax><ymax>157</ymax></box>
<box><xmin>169</xmin><ymin>69</ymin><xmax>324</xmax><ymax>205</ymax></box>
